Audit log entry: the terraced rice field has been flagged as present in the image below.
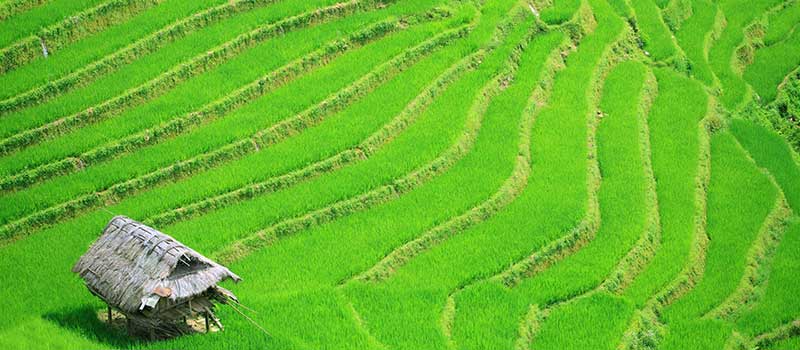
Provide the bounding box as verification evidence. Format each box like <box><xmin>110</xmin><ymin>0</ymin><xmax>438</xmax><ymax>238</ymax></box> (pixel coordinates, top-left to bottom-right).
<box><xmin>1</xmin><ymin>0</ymin><xmax>800</xmax><ymax>349</ymax></box>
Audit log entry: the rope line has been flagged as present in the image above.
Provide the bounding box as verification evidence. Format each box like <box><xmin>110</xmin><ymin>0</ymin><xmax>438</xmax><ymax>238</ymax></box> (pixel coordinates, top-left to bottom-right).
<box><xmin>229</xmin><ymin>302</ymin><xmax>271</xmax><ymax>337</ymax></box>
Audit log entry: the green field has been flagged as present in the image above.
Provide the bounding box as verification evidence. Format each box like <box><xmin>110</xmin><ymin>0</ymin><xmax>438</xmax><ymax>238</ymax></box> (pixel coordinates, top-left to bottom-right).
<box><xmin>1</xmin><ymin>0</ymin><xmax>799</xmax><ymax>349</ymax></box>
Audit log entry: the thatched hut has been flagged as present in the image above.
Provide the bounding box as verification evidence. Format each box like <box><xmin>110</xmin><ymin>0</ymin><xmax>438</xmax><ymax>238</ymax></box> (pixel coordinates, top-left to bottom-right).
<box><xmin>73</xmin><ymin>216</ymin><xmax>241</xmax><ymax>339</ymax></box>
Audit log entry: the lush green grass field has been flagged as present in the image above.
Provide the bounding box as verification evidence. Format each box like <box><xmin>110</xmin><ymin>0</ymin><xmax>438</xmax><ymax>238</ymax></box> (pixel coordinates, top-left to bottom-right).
<box><xmin>1</xmin><ymin>0</ymin><xmax>799</xmax><ymax>349</ymax></box>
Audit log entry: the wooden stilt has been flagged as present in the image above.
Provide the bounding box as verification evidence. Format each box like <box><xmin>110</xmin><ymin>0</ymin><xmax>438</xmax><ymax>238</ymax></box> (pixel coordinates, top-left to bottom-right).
<box><xmin>205</xmin><ymin>313</ymin><xmax>210</xmax><ymax>333</ymax></box>
<box><xmin>107</xmin><ymin>305</ymin><xmax>112</xmax><ymax>323</ymax></box>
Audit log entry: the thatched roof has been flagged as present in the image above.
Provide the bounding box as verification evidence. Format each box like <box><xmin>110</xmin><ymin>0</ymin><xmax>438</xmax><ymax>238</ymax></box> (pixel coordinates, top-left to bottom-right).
<box><xmin>73</xmin><ymin>216</ymin><xmax>241</xmax><ymax>314</ymax></box>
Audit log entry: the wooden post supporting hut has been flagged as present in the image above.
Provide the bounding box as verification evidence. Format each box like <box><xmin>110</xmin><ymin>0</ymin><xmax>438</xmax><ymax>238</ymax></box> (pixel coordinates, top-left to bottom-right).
<box><xmin>72</xmin><ymin>216</ymin><xmax>241</xmax><ymax>339</ymax></box>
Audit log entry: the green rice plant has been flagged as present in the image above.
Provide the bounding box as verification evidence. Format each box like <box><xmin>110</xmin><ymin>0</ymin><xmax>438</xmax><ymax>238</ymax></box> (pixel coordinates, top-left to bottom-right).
<box><xmin>654</xmin><ymin>0</ymin><xmax>670</xmax><ymax>9</ymax></box>
<box><xmin>0</xmin><ymin>0</ymin><xmax>292</xmax><ymax>112</ymax></box>
<box><xmin>743</xmin><ymin>26</ymin><xmax>800</xmax><ymax>103</ymax></box>
<box><xmin>2</xmin><ymin>0</ymin><xmax>800</xmax><ymax>348</ymax></box>
<box><xmin>728</xmin><ymin>121</ymin><xmax>800</xmax><ymax>337</ymax></box>
<box><xmin>673</xmin><ymin>0</ymin><xmax>718</xmax><ymax>86</ymax></box>
<box><xmin>772</xmin><ymin>71</ymin><xmax>800</xmax><ymax>148</ymax></box>
<box><xmin>94</xmin><ymin>4</ymin><xmax>536</xmax><ymax>347</ymax></box>
<box><xmin>530</xmin><ymin>293</ymin><xmax>635</xmax><ymax>349</ymax></box>
<box><xmin>350</xmin><ymin>25</ymin><xmax>561</xmax><ymax>285</ymax></box>
<box><xmin>0</xmin><ymin>0</ymin><xmax>50</xmax><ymax>21</ymax></box>
<box><xmin>0</xmin><ymin>0</ymin><xmax>443</xmax><ymax>150</ymax></box>
<box><xmin>630</xmin><ymin>0</ymin><xmax>678</xmax><ymax>61</ymax></box>
<box><xmin>0</xmin><ymin>0</ymin><xmax>331</xmax><ymax>141</ymax></box>
<box><xmin>731</xmin><ymin>119</ymin><xmax>800</xmax><ymax>211</ymax></box>
<box><xmin>746</xmin><ymin>319</ymin><xmax>800</xmax><ymax>349</ymax></box>
<box><xmin>0</xmin><ymin>8</ymin><xmax>429</xmax><ymax>191</ymax></box>
<box><xmin>0</xmin><ymin>0</ymin><xmax>227</xmax><ymax>104</ymax></box>
<box><xmin>344</xmin><ymin>2</ymin><xmax>629</xmax><ymax>348</ymax></box>
<box><xmin>615</xmin><ymin>68</ymin><xmax>712</xmax><ymax>350</ymax></box>
<box><xmin>596</xmin><ymin>70</ymin><xmax>660</xmax><ymax>295</ymax></box>
<box><xmin>768</xmin><ymin>337</ymin><xmax>800</xmax><ymax>350</ymax></box>
<box><xmin>341</xmin><ymin>26</ymin><xmax>560</xmax><ymax>350</ymax></box>
<box><xmin>0</xmin><ymin>0</ymin><xmax>374</xmax><ymax>156</ymax></box>
<box><xmin>517</xmin><ymin>60</ymin><xmax>652</xmax><ymax>350</ymax></box>
<box><xmin>0</xmin><ymin>18</ymin><xmax>410</xmax><ymax>218</ymax></box>
<box><xmin>0</xmin><ymin>0</ymin><xmax>493</xmax><ymax>340</ymax></box>
<box><xmin>606</xmin><ymin>0</ymin><xmax>632</xmax><ymax>18</ymax></box>
<box><xmin>703</xmin><ymin>196</ymin><xmax>790</xmax><ymax>322</ymax></box>
<box><xmin>68</xmin><ymin>9</ymin><xmax>471</xmax><ymax>230</ymax></box>
<box><xmin>475</xmin><ymin>0</ymin><xmax>628</xmax><ymax>295</ymax></box>
<box><xmin>622</xmin><ymin>68</ymin><xmax>707</xmax><ymax>306</ymax></box>
<box><xmin>539</xmin><ymin>0</ymin><xmax>582</xmax><ymax>25</ymax></box>
<box><xmin>728</xmin><ymin>220</ymin><xmax>799</xmax><ymax>336</ymax></box>
<box><xmin>662</xmin><ymin>0</ymin><xmax>692</xmax><ymax>32</ymax></box>
<box><xmin>689</xmin><ymin>133</ymin><xmax>788</xmax><ymax>321</ymax></box>
<box><xmin>0</xmin><ymin>317</ymin><xmax>105</xmax><ymax>349</ymax></box>
<box><xmin>131</xmin><ymin>38</ymin><xmax>481</xmax><ymax>244</ymax></box>
<box><xmin>0</xmin><ymin>0</ymin><xmax>107</xmax><ymax>47</ymax></box>
<box><xmin>0</xmin><ymin>18</ymin><xmax>464</xmax><ymax>238</ymax></box>
<box><xmin>555</xmin><ymin>1</ymin><xmax>597</xmax><ymax>45</ymax></box>
<box><xmin>519</xmin><ymin>60</ymin><xmax>650</xmax><ymax>300</ymax></box>
<box><xmin>659</xmin><ymin>131</ymin><xmax>779</xmax><ymax>350</ymax></box>
<box><xmin>209</xmin><ymin>10</ymin><xmax>566</xmax><ymax>349</ymax></box>
<box><xmin>709</xmin><ymin>0</ymin><xmax>783</xmax><ymax>109</ymax></box>
<box><xmin>97</xmin><ymin>8</ymin><xmax>480</xmax><ymax>234</ymax></box>
<box><xmin>464</xmin><ymin>58</ymin><xmax>653</xmax><ymax>350</ymax></box>
<box><xmin>0</xmin><ymin>0</ymin><xmax>164</xmax><ymax>73</ymax></box>
<box><xmin>144</xmin><ymin>43</ymin><xmax>485</xmax><ymax>229</ymax></box>
<box><xmin>216</xmin><ymin>6</ymin><xmax>535</xmax><ymax>264</ymax></box>
<box><xmin>763</xmin><ymin>1</ymin><xmax>800</xmax><ymax>46</ymax></box>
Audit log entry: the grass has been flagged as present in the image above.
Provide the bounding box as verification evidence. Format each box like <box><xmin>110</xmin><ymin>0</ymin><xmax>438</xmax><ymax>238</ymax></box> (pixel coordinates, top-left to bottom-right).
<box><xmin>731</xmin><ymin>119</ymin><xmax>800</xmax><ymax>210</ymax></box>
<box><xmin>0</xmin><ymin>0</ymin><xmax>482</xmax><ymax>330</ymax></box>
<box><xmin>0</xmin><ymin>13</ymin><xmax>391</xmax><ymax>175</ymax></box>
<box><xmin>513</xmin><ymin>58</ymin><xmax>649</xmax><ymax>305</ymax></box>
<box><xmin>134</xmin><ymin>39</ymin><xmax>484</xmax><ymax>230</ymax></box>
<box><xmin>0</xmin><ymin>0</ymin><xmax>107</xmax><ymax>47</ymax></box>
<box><xmin>630</xmin><ymin>0</ymin><xmax>677</xmax><ymax>61</ymax></box>
<box><xmin>2</xmin><ymin>0</ymin><xmax>800</xmax><ymax>348</ymax></box>
<box><xmin>0</xmin><ymin>0</ymin><xmax>230</xmax><ymax>99</ymax></box>
<box><xmin>539</xmin><ymin>0</ymin><xmax>582</xmax><ymax>25</ymax></box>
<box><xmin>621</xmin><ymin>68</ymin><xmax>707</xmax><ymax>306</ymax></box>
<box><xmin>0</xmin><ymin>1</ymin><xmax>326</xmax><ymax>141</ymax></box>
<box><xmin>709</xmin><ymin>0</ymin><xmax>783</xmax><ymax>109</ymax></box>
<box><xmin>743</xmin><ymin>24</ymin><xmax>800</xmax><ymax>102</ymax></box>
<box><xmin>526</xmin><ymin>59</ymin><xmax>652</xmax><ymax>350</ymax></box>
<box><xmin>0</xmin><ymin>0</ymin><xmax>167</xmax><ymax>73</ymax></box>
<box><xmin>730</xmin><ymin>119</ymin><xmax>800</xmax><ymax>337</ymax></box>
<box><xmin>0</xmin><ymin>1</ymin><xmax>52</xmax><ymax>21</ymax></box>
<box><xmin>734</xmin><ymin>219</ymin><xmax>800</xmax><ymax>337</ymax></box>
<box><xmin>388</xmin><ymin>1</ymin><xmax>628</xmax><ymax>348</ymax></box>
<box><xmin>0</xmin><ymin>3</ymin><xmax>431</xmax><ymax>190</ymax></box>
<box><xmin>0</xmin><ymin>0</ymin><xmax>346</xmax><ymax>140</ymax></box>
<box><xmin>660</xmin><ymin>131</ymin><xmax>779</xmax><ymax>350</ymax></box>
<box><xmin>673</xmin><ymin>0</ymin><xmax>718</xmax><ymax>86</ymax></box>
<box><xmin>768</xmin><ymin>336</ymin><xmax>800</xmax><ymax>350</ymax></box>
<box><xmin>606</xmin><ymin>0</ymin><xmax>632</xmax><ymax>18</ymax></box>
<box><xmin>340</xmin><ymin>23</ymin><xmax>565</xmax><ymax>350</ymax></box>
<box><xmin>0</xmin><ymin>12</ymin><xmax>453</xmax><ymax>229</ymax></box>
<box><xmin>531</xmin><ymin>293</ymin><xmax>634</xmax><ymax>349</ymax></box>
<box><xmin>763</xmin><ymin>1</ymin><xmax>800</xmax><ymax>46</ymax></box>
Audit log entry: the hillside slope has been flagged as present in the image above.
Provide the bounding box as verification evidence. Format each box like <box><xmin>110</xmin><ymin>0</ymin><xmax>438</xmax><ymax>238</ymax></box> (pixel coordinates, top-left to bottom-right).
<box><xmin>0</xmin><ymin>0</ymin><xmax>799</xmax><ymax>349</ymax></box>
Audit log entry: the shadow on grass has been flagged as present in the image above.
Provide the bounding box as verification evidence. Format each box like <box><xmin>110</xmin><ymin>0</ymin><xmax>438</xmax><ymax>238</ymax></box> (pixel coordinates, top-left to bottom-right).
<box><xmin>43</xmin><ymin>305</ymin><xmax>143</xmax><ymax>349</ymax></box>
<box><xmin>42</xmin><ymin>304</ymin><xmax>283</xmax><ymax>349</ymax></box>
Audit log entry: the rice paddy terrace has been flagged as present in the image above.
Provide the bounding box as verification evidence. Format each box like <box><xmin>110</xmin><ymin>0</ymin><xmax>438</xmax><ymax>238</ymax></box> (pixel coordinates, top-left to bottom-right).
<box><xmin>0</xmin><ymin>0</ymin><xmax>799</xmax><ymax>349</ymax></box>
